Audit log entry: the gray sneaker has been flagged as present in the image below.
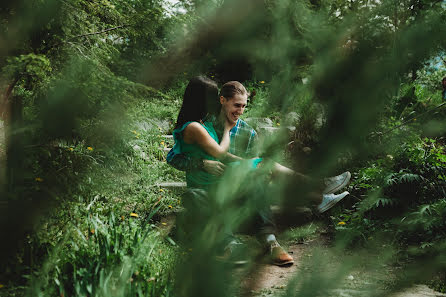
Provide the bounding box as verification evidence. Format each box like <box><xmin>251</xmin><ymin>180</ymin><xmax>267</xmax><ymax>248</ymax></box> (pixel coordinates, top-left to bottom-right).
<box><xmin>216</xmin><ymin>240</ymin><xmax>249</xmax><ymax>265</ymax></box>
<box><xmin>317</xmin><ymin>191</ymin><xmax>349</xmax><ymax>213</ymax></box>
<box><xmin>323</xmin><ymin>171</ymin><xmax>351</xmax><ymax>194</ymax></box>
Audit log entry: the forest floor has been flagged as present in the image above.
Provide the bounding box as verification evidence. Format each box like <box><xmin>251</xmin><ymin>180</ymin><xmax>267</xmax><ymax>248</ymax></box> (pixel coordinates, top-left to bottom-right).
<box><xmin>233</xmin><ymin>233</ymin><xmax>446</xmax><ymax>297</ymax></box>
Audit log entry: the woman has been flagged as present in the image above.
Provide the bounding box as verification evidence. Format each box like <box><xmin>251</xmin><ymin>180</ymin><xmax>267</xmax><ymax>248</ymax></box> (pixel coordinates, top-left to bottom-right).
<box><xmin>171</xmin><ymin>76</ymin><xmax>244</xmax><ymax>190</ymax></box>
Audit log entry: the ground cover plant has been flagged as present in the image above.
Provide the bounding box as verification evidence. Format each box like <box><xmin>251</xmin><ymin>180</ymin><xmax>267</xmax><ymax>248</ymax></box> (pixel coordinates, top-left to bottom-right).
<box><xmin>1</xmin><ymin>0</ymin><xmax>446</xmax><ymax>296</ymax></box>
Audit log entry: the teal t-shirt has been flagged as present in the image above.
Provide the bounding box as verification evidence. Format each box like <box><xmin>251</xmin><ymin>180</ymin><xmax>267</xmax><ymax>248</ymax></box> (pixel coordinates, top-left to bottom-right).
<box><xmin>172</xmin><ymin>121</ymin><xmax>220</xmax><ymax>189</ymax></box>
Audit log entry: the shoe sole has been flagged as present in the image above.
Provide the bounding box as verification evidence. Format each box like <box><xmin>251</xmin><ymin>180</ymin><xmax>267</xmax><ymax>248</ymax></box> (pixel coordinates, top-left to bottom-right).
<box><xmin>318</xmin><ymin>191</ymin><xmax>349</xmax><ymax>213</ymax></box>
<box><xmin>273</xmin><ymin>259</ymin><xmax>294</xmax><ymax>266</ymax></box>
<box><xmin>323</xmin><ymin>171</ymin><xmax>351</xmax><ymax>194</ymax></box>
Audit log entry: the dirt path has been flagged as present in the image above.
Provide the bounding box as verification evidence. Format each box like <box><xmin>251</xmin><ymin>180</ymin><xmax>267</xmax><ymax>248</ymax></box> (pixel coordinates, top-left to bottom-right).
<box><xmin>237</xmin><ymin>237</ymin><xmax>446</xmax><ymax>297</ymax></box>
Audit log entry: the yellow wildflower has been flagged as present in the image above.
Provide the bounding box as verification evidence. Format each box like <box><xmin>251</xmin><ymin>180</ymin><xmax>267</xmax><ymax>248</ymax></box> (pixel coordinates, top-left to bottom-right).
<box><xmin>276</xmin><ymin>122</ymin><xmax>280</xmax><ymax>126</ymax></box>
<box><xmin>168</xmin><ymin>205</ymin><xmax>173</xmax><ymax>209</ymax></box>
<box><xmin>90</xmin><ymin>229</ymin><xmax>95</xmax><ymax>234</ymax></box>
<box><xmin>35</xmin><ymin>177</ymin><xmax>44</xmax><ymax>182</ymax></box>
<box><xmin>160</xmin><ymin>141</ymin><xmax>165</xmax><ymax>146</ymax></box>
<box><xmin>159</xmin><ymin>188</ymin><xmax>165</xmax><ymax>192</ymax></box>
<box><xmin>338</xmin><ymin>221</ymin><xmax>346</xmax><ymax>225</ymax></box>
<box><xmin>260</xmin><ymin>81</ymin><xmax>265</xmax><ymax>84</ymax></box>
<box><xmin>161</xmin><ymin>222</ymin><xmax>167</xmax><ymax>225</ymax></box>
<box><xmin>130</xmin><ymin>213</ymin><xmax>139</xmax><ymax>218</ymax></box>
<box><xmin>87</xmin><ymin>146</ymin><xmax>93</xmax><ymax>151</ymax></box>
<box><xmin>69</xmin><ymin>147</ymin><xmax>74</xmax><ymax>151</ymax></box>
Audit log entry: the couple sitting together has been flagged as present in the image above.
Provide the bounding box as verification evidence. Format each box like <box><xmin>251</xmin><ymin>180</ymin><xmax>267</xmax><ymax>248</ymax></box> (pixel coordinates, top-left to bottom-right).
<box><xmin>166</xmin><ymin>76</ymin><xmax>350</xmax><ymax>266</ymax></box>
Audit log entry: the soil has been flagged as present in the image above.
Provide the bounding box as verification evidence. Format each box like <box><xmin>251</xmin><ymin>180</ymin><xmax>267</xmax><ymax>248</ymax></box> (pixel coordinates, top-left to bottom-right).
<box><xmin>235</xmin><ymin>236</ymin><xmax>446</xmax><ymax>297</ymax></box>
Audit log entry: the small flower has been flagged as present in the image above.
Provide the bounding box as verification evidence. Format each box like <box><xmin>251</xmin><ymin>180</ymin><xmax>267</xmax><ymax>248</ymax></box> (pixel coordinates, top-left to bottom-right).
<box><xmin>168</xmin><ymin>205</ymin><xmax>173</xmax><ymax>209</ymax></box>
<box><xmin>90</xmin><ymin>228</ymin><xmax>95</xmax><ymax>234</ymax></box>
<box><xmin>276</xmin><ymin>122</ymin><xmax>280</xmax><ymax>126</ymax></box>
<box><xmin>69</xmin><ymin>147</ymin><xmax>74</xmax><ymax>151</ymax></box>
<box><xmin>131</xmin><ymin>130</ymin><xmax>137</xmax><ymax>134</ymax></box>
<box><xmin>130</xmin><ymin>212</ymin><xmax>139</xmax><ymax>218</ymax></box>
<box><xmin>159</xmin><ymin>188</ymin><xmax>165</xmax><ymax>192</ymax></box>
<box><xmin>35</xmin><ymin>177</ymin><xmax>44</xmax><ymax>182</ymax></box>
<box><xmin>260</xmin><ymin>81</ymin><xmax>265</xmax><ymax>84</ymax></box>
<box><xmin>386</xmin><ymin>154</ymin><xmax>394</xmax><ymax>160</ymax></box>
<box><xmin>160</xmin><ymin>141</ymin><xmax>165</xmax><ymax>146</ymax></box>
<box><xmin>413</xmin><ymin>118</ymin><xmax>417</xmax><ymax>121</ymax></box>
<box><xmin>87</xmin><ymin>146</ymin><xmax>93</xmax><ymax>151</ymax></box>
<box><xmin>121</xmin><ymin>215</ymin><xmax>125</xmax><ymax>221</ymax></box>
<box><xmin>337</xmin><ymin>221</ymin><xmax>346</xmax><ymax>225</ymax></box>
<box><xmin>161</xmin><ymin>222</ymin><xmax>167</xmax><ymax>225</ymax></box>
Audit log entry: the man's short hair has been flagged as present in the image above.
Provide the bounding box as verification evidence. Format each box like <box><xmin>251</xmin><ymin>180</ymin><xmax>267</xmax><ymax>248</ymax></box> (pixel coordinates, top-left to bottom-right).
<box><xmin>220</xmin><ymin>81</ymin><xmax>250</xmax><ymax>99</ymax></box>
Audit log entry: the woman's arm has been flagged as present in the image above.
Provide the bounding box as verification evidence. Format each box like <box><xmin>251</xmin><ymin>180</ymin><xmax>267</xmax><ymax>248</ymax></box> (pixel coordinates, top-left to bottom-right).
<box><xmin>183</xmin><ymin>122</ymin><xmax>240</xmax><ymax>161</ymax></box>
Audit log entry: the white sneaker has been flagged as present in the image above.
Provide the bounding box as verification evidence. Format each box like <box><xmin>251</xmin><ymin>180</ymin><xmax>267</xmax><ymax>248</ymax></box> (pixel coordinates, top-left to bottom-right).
<box><xmin>323</xmin><ymin>171</ymin><xmax>351</xmax><ymax>194</ymax></box>
<box><xmin>317</xmin><ymin>191</ymin><xmax>349</xmax><ymax>213</ymax></box>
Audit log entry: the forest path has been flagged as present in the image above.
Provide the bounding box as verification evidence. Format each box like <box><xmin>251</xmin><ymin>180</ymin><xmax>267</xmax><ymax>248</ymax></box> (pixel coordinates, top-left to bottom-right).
<box><xmin>236</xmin><ymin>235</ymin><xmax>446</xmax><ymax>297</ymax></box>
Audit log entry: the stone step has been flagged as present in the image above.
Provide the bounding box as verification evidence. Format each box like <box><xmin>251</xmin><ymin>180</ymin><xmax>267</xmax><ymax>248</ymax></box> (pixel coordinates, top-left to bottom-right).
<box><xmin>258</xmin><ymin>126</ymin><xmax>295</xmax><ymax>134</ymax></box>
<box><xmin>156</xmin><ymin>181</ymin><xmax>187</xmax><ymax>188</ymax></box>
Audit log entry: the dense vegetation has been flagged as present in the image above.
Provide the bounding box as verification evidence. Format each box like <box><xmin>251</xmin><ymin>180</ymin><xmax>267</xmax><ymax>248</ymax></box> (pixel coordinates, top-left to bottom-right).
<box><xmin>0</xmin><ymin>0</ymin><xmax>445</xmax><ymax>296</ymax></box>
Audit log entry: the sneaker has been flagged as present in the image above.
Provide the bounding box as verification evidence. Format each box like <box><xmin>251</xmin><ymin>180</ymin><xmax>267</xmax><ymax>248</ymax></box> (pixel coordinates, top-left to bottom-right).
<box><xmin>270</xmin><ymin>240</ymin><xmax>294</xmax><ymax>266</ymax></box>
<box><xmin>317</xmin><ymin>191</ymin><xmax>349</xmax><ymax>213</ymax></box>
<box><xmin>216</xmin><ymin>240</ymin><xmax>248</xmax><ymax>265</ymax></box>
<box><xmin>323</xmin><ymin>171</ymin><xmax>351</xmax><ymax>194</ymax></box>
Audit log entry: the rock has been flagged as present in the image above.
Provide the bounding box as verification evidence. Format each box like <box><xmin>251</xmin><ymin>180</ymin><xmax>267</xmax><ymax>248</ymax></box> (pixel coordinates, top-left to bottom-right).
<box><xmin>135</xmin><ymin>119</ymin><xmax>171</xmax><ymax>133</ymax></box>
<box><xmin>135</xmin><ymin>121</ymin><xmax>153</xmax><ymax>132</ymax></box>
<box><xmin>244</xmin><ymin>117</ymin><xmax>273</xmax><ymax>129</ymax></box>
<box><xmin>156</xmin><ymin>182</ymin><xmax>187</xmax><ymax>188</ymax></box>
<box><xmin>154</xmin><ymin>119</ymin><xmax>171</xmax><ymax>133</ymax></box>
<box><xmin>347</xmin><ymin>275</ymin><xmax>354</xmax><ymax>281</ymax></box>
<box><xmin>285</xmin><ymin>112</ymin><xmax>300</xmax><ymax>125</ymax></box>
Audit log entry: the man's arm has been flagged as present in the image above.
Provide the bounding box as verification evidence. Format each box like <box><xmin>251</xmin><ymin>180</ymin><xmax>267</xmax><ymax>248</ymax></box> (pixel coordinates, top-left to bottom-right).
<box><xmin>167</xmin><ymin>149</ymin><xmax>203</xmax><ymax>171</ymax></box>
<box><xmin>166</xmin><ymin>146</ymin><xmax>227</xmax><ymax>176</ymax></box>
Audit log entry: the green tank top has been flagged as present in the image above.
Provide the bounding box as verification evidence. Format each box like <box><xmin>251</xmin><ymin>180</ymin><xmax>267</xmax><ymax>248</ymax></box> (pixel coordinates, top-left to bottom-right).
<box><xmin>172</xmin><ymin>121</ymin><xmax>220</xmax><ymax>189</ymax></box>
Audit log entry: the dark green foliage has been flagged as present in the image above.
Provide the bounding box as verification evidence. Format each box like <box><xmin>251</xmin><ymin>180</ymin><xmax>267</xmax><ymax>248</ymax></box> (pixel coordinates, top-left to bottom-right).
<box><xmin>2</xmin><ymin>0</ymin><xmax>446</xmax><ymax>296</ymax></box>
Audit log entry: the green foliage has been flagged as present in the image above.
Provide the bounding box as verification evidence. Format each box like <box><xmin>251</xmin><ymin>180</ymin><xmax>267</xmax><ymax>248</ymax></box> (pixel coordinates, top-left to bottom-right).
<box><xmin>2</xmin><ymin>0</ymin><xmax>446</xmax><ymax>296</ymax></box>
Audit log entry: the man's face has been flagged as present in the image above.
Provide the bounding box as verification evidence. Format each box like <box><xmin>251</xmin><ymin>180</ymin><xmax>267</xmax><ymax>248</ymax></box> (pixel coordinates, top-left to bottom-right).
<box><xmin>220</xmin><ymin>93</ymin><xmax>247</xmax><ymax>124</ymax></box>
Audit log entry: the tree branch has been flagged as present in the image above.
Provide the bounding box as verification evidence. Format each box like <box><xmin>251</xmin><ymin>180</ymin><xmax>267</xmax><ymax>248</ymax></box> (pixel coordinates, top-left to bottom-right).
<box><xmin>68</xmin><ymin>25</ymin><xmax>128</xmax><ymax>41</ymax></box>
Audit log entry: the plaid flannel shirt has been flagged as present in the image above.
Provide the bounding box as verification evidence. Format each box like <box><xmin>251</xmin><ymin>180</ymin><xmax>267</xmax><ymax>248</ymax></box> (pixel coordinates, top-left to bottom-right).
<box><xmin>166</xmin><ymin>118</ymin><xmax>257</xmax><ymax>171</ymax></box>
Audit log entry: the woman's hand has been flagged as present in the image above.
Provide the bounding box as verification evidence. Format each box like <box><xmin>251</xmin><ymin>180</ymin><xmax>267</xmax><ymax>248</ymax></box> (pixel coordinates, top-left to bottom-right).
<box><xmin>224</xmin><ymin>117</ymin><xmax>236</xmax><ymax>132</ymax></box>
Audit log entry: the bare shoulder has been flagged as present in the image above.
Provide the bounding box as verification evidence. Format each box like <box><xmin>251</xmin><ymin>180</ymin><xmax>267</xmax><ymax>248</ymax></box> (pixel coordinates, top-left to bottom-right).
<box><xmin>183</xmin><ymin>122</ymin><xmax>206</xmax><ymax>134</ymax></box>
<box><xmin>183</xmin><ymin>122</ymin><xmax>207</xmax><ymax>143</ymax></box>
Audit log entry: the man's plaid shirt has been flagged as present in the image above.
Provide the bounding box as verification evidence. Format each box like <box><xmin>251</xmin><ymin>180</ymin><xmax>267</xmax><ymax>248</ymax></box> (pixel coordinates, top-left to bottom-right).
<box><xmin>167</xmin><ymin>118</ymin><xmax>257</xmax><ymax>171</ymax></box>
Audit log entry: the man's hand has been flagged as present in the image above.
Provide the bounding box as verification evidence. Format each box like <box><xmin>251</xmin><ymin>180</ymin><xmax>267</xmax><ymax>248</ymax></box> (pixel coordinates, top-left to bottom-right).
<box><xmin>203</xmin><ymin>160</ymin><xmax>226</xmax><ymax>176</ymax></box>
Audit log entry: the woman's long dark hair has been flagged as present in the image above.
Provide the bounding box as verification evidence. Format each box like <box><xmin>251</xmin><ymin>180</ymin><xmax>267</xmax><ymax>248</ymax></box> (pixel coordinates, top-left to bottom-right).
<box><xmin>175</xmin><ymin>76</ymin><xmax>219</xmax><ymax>129</ymax></box>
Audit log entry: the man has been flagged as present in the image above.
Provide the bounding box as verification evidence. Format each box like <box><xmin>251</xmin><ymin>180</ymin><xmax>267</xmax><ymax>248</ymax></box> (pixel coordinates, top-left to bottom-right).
<box><xmin>167</xmin><ymin>81</ymin><xmax>349</xmax><ymax>266</ymax></box>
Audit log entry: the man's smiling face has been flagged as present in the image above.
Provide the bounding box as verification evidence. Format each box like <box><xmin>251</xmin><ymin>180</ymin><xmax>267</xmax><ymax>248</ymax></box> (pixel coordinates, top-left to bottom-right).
<box><xmin>220</xmin><ymin>93</ymin><xmax>248</xmax><ymax>124</ymax></box>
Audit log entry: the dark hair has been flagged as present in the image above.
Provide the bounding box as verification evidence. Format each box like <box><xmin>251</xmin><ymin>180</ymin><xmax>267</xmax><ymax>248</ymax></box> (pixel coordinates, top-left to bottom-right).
<box><xmin>219</xmin><ymin>81</ymin><xmax>249</xmax><ymax>99</ymax></box>
<box><xmin>175</xmin><ymin>76</ymin><xmax>219</xmax><ymax>129</ymax></box>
